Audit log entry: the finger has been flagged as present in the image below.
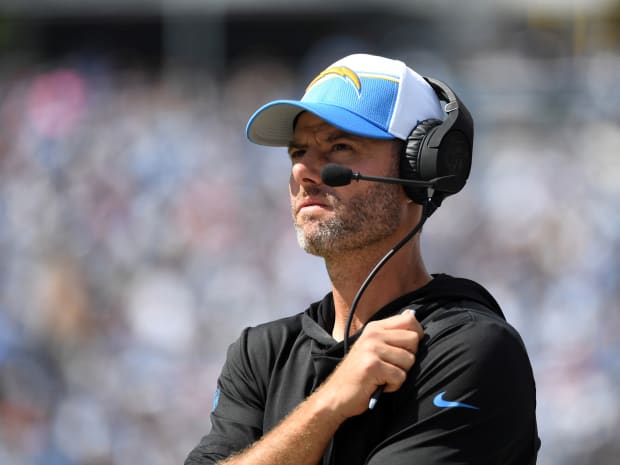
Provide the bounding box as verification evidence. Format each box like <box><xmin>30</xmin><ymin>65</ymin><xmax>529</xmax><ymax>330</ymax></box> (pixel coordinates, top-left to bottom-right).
<box><xmin>400</xmin><ymin>309</ymin><xmax>424</xmax><ymax>333</ymax></box>
<box><xmin>376</xmin><ymin>361</ymin><xmax>408</xmax><ymax>393</ymax></box>
<box><xmin>362</xmin><ymin>321</ymin><xmax>422</xmax><ymax>353</ymax></box>
<box><xmin>398</xmin><ymin>309</ymin><xmax>424</xmax><ymax>342</ymax></box>
<box><xmin>348</xmin><ymin>333</ymin><xmax>417</xmax><ymax>377</ymax></box>
<box><xmin>373</xmin><ymin>328</ymin><xmax>421</xmax><ymax>354</ymax></box>
<box><xmin>373</xmin><ymin>310</ymin><xmax>414</xmax><ymax>329</ymax></box>
<box><xmin>374</xmin><ymin>345</ymin><xmax>417</xmax><ymax>372</ymax></box>
<box><xmin>374</xmin><ymin>309</ymin><xmax>423</xmax><ymax>333</ymax></box>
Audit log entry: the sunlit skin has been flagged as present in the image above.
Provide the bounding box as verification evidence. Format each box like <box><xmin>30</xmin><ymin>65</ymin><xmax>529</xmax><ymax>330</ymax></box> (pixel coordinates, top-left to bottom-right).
<box><xmin>288</xmin><ymin>112</ymin><xmax>432</xmax><ymax>340</ymax></box>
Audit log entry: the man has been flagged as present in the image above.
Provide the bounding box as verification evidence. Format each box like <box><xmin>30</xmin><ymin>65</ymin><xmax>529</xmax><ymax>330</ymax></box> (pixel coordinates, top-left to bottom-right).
<box><xmin>185</xmin><ymin>53</ymin><xmax>540</xmax><ymax>465</ymax></box>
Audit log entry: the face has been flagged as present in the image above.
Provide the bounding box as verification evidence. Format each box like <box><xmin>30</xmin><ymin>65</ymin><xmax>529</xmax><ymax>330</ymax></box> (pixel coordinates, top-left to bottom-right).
<box><xmin>288</xmin><ymin>112</ymin><xmax>409</xmax><ymax>258</ymax></box>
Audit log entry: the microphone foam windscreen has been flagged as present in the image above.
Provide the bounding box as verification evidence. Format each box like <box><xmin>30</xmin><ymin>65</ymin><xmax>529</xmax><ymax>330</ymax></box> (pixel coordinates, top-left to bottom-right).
<box><xmin>321</xmin><ymin>163</ymin><xmax>353</xmax><ymax>186</ymax></box>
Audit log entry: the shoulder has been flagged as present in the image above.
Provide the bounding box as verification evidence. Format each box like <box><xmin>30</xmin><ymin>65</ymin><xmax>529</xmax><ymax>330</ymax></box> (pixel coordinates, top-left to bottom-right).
<box><xmin>416</xmin><ymin>301</ymin><xmax>536</xmax><ymax>416</ymax></box>
<box><xmin>233</xmin><ymin>292</ymin><xmax>332</xmax><ymax>356</ymax></box>
<box><xmin>228</xmin><ymin>312</ymin><xmax>305</xmax><ymax>362</ymax></box>
<box><xmin>423</xmin><ymin>302</ymin><xmax>529</xmax><ymax>364</ymax></box>
<box><xmin>218</xmin><ymin>313</ymin><xmax>306</xmax><ymax>402</ymax></box>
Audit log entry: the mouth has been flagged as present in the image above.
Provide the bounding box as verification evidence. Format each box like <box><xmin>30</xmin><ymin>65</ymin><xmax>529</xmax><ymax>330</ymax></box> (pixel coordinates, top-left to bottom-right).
<box><xmin>295</xmin><ymin>196</ymin><xmax>331</xmax><ymax>215</ymax></box>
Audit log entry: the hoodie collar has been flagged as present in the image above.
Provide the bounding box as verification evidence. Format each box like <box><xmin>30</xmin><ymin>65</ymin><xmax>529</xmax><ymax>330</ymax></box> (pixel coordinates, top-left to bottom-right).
<box><xmin>301</xmin><ymin>274</ymin><xmax>504</xmax><ymax>349</ymax></box>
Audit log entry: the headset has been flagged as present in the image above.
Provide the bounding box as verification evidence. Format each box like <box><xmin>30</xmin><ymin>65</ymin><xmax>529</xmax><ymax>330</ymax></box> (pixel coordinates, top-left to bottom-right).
<box><xmin>399</xmin><ymin>77</ymin><xmax>474</xmax><ymax>206</ymax></box>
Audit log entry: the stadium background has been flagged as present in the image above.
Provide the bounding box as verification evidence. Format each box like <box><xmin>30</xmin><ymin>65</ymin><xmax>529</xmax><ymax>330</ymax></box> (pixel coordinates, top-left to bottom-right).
<box><xmin>0</xmin><ymin>1</ymin><xmax>618</xmax><ymax>464</ymax></box>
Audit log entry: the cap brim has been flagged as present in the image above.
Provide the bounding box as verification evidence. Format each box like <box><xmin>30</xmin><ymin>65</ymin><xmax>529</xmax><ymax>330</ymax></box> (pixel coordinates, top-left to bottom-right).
<box><xmin>246</xmin><ymin>100</ymin><xmax>395</xmax><ymax>147</ymax></box>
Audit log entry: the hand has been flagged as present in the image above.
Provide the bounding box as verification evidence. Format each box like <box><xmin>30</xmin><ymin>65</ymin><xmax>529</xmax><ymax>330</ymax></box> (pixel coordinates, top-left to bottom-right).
<box><xmin>318</xmin><ymin>310</ymin><xmax>424</xmax><ymax>420</ymax></box>
<box><xmin>211</xmin><ymin>311</ymin><xmax>423</xmax><ymax>465</ymax></box>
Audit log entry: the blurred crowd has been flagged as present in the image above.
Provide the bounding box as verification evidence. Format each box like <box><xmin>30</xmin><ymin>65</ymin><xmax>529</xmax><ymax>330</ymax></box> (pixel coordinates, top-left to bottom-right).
<box><xmin>0</xmin><ymin>38</ymin><xmax>619</xmax><ymax>465</ymax></box>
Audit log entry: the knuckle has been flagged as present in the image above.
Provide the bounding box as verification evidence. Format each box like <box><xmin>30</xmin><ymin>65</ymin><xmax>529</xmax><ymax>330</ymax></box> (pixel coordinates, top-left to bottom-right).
<box><xmin>362</xmin><ymin>338</ymin><xmax>381</xmax><ymax>355</ymax></box>
<box><xmin>364</xmin><ymin>321</ymin><xmax>382</xmax><ymax>337</ymax></box>
<box><xmin>391</xmin><ymin>368</ymin><xmax>407</xmax><ymax>387</ymax></box>
<box><xmin>399</xmin><ymin>351</ymin><xmax>415</xmax><ymax>371</ymax></box>
<box><xmin>409</xmin><ymin>331</ymin><xmax>421</xmax><ymax>350</ymax></box>
<box><xmin>366</xmin><ymin>355</ymin><xmax>383</xmax><ymax>372</ymax></box>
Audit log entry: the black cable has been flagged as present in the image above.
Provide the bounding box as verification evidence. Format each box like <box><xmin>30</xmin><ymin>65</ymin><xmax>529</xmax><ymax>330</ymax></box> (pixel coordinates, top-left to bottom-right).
<box><xmin>342</xmin><ymin>198</ymin><xmax>437</xmax><ymax>354</ymax></box>
<box><xmin>343</xmin><ymin>197</ymin><xmax>437</xmax><ymax>410</ymax></box>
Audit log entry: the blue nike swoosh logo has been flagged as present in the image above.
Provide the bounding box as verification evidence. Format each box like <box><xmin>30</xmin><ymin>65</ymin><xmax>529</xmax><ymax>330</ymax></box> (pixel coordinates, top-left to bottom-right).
<box><xmin>433</xmin><ymin>391</ymin><xmax>479</xmax><ymax>410</ymax></box>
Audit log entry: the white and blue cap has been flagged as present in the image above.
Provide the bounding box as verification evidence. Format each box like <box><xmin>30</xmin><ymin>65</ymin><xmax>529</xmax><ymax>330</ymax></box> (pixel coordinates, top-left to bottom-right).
<box><xmin>246</xmin><ymin>53</ymin><xmax>444</xmax><ymax>147</ymax></box>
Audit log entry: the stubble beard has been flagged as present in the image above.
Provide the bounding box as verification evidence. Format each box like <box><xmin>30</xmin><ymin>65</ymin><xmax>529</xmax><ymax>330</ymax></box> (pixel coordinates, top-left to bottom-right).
<box><xmin>293</xmin><ymin>182</ymin><xmax>403</xmax><ymax>258</ymax></box>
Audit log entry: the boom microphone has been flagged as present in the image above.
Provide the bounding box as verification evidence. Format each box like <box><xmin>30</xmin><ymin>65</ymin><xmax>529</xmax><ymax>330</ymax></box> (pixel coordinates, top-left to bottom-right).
<box><xmin>320</xmin><ymin>163</ymin><xmax>459</xmax><ymax>192</ymax></box>
<box><xmin>319</xmin><ymin>163</ymin><xmax>356</xmax><ymax>187</ymax></box>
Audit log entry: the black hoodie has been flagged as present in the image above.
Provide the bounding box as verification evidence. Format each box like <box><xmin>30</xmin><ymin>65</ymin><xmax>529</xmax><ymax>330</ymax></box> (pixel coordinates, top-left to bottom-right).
<box><xmin>186</xmin><ymin>274</ymin><xmax>540</xmax><ymax>465</ymax></box>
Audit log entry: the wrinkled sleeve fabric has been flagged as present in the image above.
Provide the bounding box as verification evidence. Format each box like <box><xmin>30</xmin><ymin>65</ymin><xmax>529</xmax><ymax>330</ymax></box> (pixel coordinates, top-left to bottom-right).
<box><xmin>366</xmin><ymin>308</ymin><xmax>540</xmax><ymax>465</ymax></box>
<box><xmin>185</xmin><ymin>328</ymin><xmax>265</xmax><ymax>465</ymax></box>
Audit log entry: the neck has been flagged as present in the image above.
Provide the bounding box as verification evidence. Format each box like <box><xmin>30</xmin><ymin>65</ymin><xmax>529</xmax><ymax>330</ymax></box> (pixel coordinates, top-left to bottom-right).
<box><xmin>326</xmin><ymin>236</ymin><xmax>431</xmax><ymax>341</ymax></box>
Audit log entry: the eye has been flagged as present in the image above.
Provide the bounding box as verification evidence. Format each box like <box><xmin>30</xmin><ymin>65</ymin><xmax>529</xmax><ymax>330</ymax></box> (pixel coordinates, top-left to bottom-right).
<box><xmin>332</xmin><ymin>143</ymin><xmax>351</xmax><ymax>152</ymax></box>
<box><xmin>289</xmin><ymin>149</ymin><xmax>306</xmax><ymax>161</ymax></box>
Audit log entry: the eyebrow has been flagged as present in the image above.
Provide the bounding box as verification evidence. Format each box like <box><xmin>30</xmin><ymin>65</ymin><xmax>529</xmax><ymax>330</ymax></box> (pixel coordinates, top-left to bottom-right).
<box><xmin>287</xmin><ymin>130</ymin><xmax>359</xmax><ymax>154</ymax></box>
<box><xmin>287</xmin><ymin>141</ymin><xmax>304</xmax><ymax>154</ymax></box>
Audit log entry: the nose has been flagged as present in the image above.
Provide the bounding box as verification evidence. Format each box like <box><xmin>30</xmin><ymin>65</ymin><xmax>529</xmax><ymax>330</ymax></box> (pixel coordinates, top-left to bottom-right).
<box><xmin>290</xmin><ymin>152</ymin><xmax>325</xmax><ymax>188</ymax></box>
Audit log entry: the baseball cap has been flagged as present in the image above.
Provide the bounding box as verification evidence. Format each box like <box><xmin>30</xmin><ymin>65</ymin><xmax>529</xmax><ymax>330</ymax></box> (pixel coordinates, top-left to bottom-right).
<box><xmin>246</xmin><ymin>53</ymin><xmax>444</xmax><ymax>147</ymax></box>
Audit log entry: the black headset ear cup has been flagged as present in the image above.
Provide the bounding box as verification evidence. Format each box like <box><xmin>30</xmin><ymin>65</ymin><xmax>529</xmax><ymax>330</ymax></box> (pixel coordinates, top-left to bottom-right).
<box><xmin>400</xmin><ymin>119</ymin><xmax>442</xmax><ymax>203</ymax></box>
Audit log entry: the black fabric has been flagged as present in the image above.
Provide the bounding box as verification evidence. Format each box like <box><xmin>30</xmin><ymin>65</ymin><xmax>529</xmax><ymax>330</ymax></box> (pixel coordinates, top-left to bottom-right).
<box><xmin>185</xmin><ymin>274</ymin><xmax>540</xmax><ymax>465</ymax></box>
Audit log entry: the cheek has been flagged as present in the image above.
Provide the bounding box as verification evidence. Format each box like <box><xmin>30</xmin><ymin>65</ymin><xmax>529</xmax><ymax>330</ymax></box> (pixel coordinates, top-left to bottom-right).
<box><xmin>289</xmin><ymin>173</ymin><xmax>300</xmax><ymax>197</ymax></box>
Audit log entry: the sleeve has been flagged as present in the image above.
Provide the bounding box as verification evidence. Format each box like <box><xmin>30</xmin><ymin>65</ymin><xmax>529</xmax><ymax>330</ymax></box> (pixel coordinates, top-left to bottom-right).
<box><xmin>185</xmin><ymin>328</ymin><xmax>266</xmax><ymax>465</ymax></box>
<box><xmin>366</xmin><ymin>309</ymin><xmax>540</xmax><ymax>465</ymax></box>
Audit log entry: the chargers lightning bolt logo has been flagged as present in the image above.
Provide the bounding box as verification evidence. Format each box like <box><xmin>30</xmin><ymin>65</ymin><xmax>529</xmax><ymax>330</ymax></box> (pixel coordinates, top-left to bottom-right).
<box><xmin>305</xmin><ymin>66</ymin><xmax>362</xmax><ymax>96</ymax></box>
